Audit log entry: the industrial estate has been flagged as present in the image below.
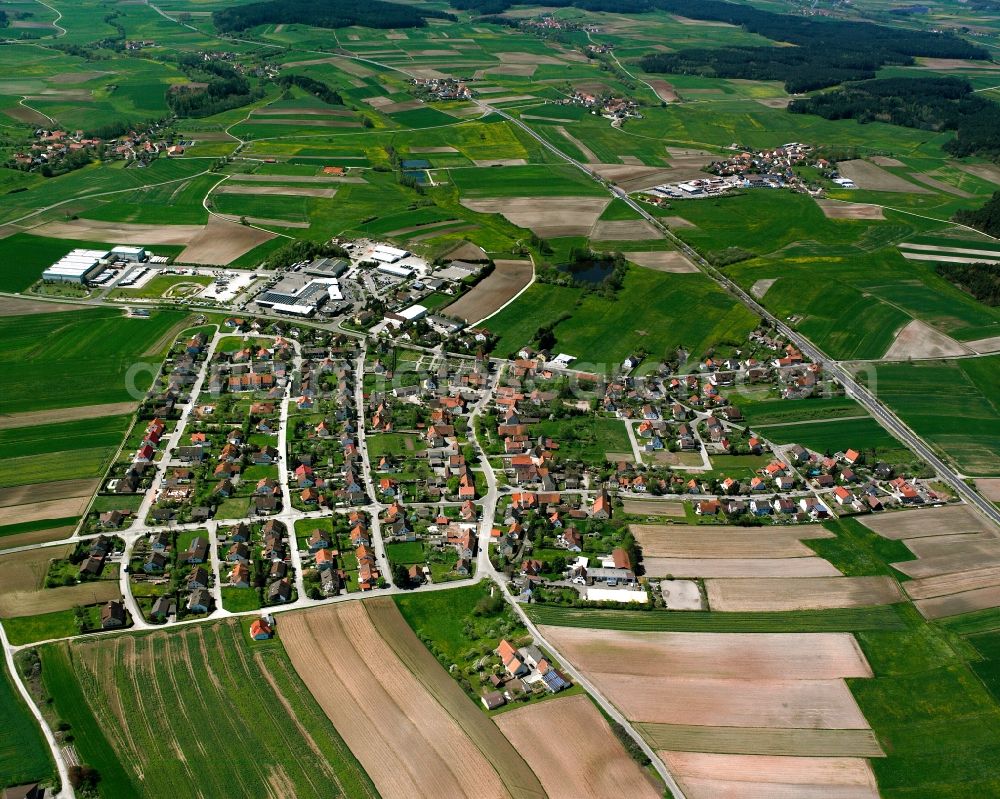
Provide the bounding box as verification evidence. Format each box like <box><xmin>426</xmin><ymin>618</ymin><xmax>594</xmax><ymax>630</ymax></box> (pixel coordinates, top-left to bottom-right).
<box><xmin>1</xmin><ymin>0</ymin><xmax>999</xmax><ymax>798</ymax></box>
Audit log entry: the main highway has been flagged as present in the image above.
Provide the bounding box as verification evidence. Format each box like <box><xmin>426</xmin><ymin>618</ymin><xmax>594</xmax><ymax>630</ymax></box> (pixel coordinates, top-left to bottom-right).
<box><xmin>481</xmin><ymin>101</ymin><xmax>1000</xmax><ymax>530</ymax></box>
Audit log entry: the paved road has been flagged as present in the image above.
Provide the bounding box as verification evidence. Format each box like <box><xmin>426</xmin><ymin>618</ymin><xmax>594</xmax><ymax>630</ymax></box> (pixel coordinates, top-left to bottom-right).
<box><xmin>481</xmin><ymin>101</ymin><xmax>1000</xmax><ymax>531</ymax></box>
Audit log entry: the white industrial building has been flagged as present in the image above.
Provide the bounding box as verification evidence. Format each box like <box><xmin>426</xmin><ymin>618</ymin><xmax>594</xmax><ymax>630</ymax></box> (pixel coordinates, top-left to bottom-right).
<box><xmin>41</xmin><ymin>249</ymin><xmax>109</xmax><ymax>283</ymax></box>
<box><xmin>370</xmin><ymin>245</ymin><xmax>410</xmax><ymax>264</ymax></box>
<box><xmin>110</xmin><ymin>245</ymin><xmax>147</xmax><ymax>262</ymax></box>
<box><xmin>376</xmin><ymin>262</ymin><xmax>414</xmax><ymax>279</ymax></box>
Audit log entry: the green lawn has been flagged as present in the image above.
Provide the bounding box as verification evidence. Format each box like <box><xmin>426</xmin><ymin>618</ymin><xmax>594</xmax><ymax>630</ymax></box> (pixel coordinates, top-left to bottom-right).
<box><xmin>221</xmin><ymin>587</ymin><xmax>262</xmax><ymax>612</ymax></box>
<box><xmin>386</xmin><ymin>541</ymin><xmax>426</xmax><ymax>566</ymax></box>
<box><xmin>760</xmin><ymin>417</ymin><xmax>911</xmax><ymax>461</ymax></box>
<box><xmin>534</xmin><ymin>416</ymin><xmax>631</xmax><ymax>465</ymax></box>
<box><xmin>3</xmin><ymin>608</ymin><xmax>88</xmax><ymax>646</ymax></box>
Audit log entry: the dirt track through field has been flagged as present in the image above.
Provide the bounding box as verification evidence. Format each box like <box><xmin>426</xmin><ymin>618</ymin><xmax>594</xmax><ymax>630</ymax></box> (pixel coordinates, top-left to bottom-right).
<box><xmin>661</xmin><ymin>752</ymin><xmax>880</xmax><ymax>799</ymax></box>
<box><xmin>495</xmin><ymin>695</ymin><xmax>660</xmax><ymax>799</ymax></box>
<box><xmin>444</xmin><ymin>259</ymin><xmax>532</xmax><ymax>323</ymax></box>
<box><xmin>705</xmin><ymin>577</ymin><xmax>903</xmax><ymax>611</ymax></box>
<box><xmin>643</xmin><ymin>557</ymin><xmax>842</xmax><ymax>578</ymax></box>
<box><xmin>280</xmin><ymin>603</ymin><xmax>510</xmax><ymax>799</ymax></box>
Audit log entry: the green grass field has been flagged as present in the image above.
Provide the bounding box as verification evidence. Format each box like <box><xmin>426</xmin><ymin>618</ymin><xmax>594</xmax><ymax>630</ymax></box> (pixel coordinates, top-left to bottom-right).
<box><xmin>486</xmin><ymin>266</ymin><xmax>758</xmax><ymax>364</ymax></box>
<box><xmin>0</xmin><ymin>308</ymin><xmax>186</xmax><ymax>415</ymax></box>
<box><xmin>0</xmin><ymin>658</ymin><xmax>53</xmax><ymax>789</ymax></box>
<box><xmin>40</xmin><ymin>621</ymin><xmax>378</xmax><ymax>799</ymax></box>
<box><xmin>872</xmin><ymin>357</ymin><xmax>1000</xmax><ymax>476</ymax></box>
<box><xmin>524</xmin><ymin>603</ymin><xmax>908</xmax><ymax>632</ymax></box>
<box><xmin>759</xmin><ymin>417</ymin><xmax>911</xmax><ymax>460</ymax></box>
<box><xmin>533</xmin><ymin>416</ymin><xmax>630</xmax><ymax>464</ymax></box>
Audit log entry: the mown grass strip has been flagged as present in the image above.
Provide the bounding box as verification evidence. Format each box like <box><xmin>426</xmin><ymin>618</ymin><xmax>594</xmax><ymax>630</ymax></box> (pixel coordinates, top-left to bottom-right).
<box><xmin>525</xmin><ymin>603</ymin><xmax>907</xmax><ymax>632</ymax></box>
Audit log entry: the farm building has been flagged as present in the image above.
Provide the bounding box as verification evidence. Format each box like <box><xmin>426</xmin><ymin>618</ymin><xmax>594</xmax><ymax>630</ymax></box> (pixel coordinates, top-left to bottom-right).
<box><xmin>372</xmin><ymin>245</ymin><xmax>410</xmax><ymax>264</ymax></box>
<box><xmin>376</xmin><ymin>261</ymin><xmax>414</xmax><ymax>279</ymax></box>
<box><xmin>41</xmin><ymin>249</ymin><xmax>109</xmax><ymax>283</ymax></box>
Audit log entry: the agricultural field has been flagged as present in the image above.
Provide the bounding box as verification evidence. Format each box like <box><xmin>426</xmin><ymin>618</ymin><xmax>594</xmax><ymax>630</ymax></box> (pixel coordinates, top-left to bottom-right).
<box><xmin>36</xmin><ymin>620</ymin><xmax>378</xmax><ymax>799</ymax></box>
<box><xmin>279</xmin><ymin>599</ymin><xmax>539</xmax><ymax>799</ymax></box>
<box><xmin>871</xmin><ymin>357</ymin><xmax>1000</xmax><ymax>476</ymax></box>
<box><xmin>0</xmin><ymin>656</ymin><xmax>53</xmax><ymax>790</ymax></box>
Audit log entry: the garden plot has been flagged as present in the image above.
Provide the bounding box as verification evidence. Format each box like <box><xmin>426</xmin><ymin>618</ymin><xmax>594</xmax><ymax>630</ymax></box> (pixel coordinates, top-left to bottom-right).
<box><xmin>814</xmin><ymin>200</ymin><xmax>885</xmax><ymax>220</ymax></box>
<box><xmin>590</xmin><ymin>220</ymin><xmax>662</xmax><ymax>240</ymax></box>
<box><xmin>443</xmin><ymin>259</ymin><xmax>532</xmax><ymax>323</ymax></box>
<box><xmin>280</xmin><ymin>602</ymin><xmax>511</xmax><ymax>799</ymax></box>
<box><xmin>883</xmin><ymin>320</ymin><xmax>972</xmax><ymax>360</ymax></box>
<box><xmin>215</xmin><ymin>185</ymin><xmax>338</xmax><ymax>198</ymax></box>
<box><xmin>460</xmin><ymin>196</ymin><xmax>608</xmax><ymax>237</ymax></box>
<box><xmin>660</xmin><ymin>752</ymin><xmax>879</xmax><ymax>799</ymax></box>
<box><xmin>494</xmin><ymin>695</ymin><xmax>661</xmax><ymax>799</ymax></box>
<box><xmin>837</xmin><ymin>160</ymin><xmax>931</xmax><ymax>193</ymax></box>
<box><xmin>623</xmin><ymin>251</ymin><xmax>695</xmax><ymax>272</ymax></box>
<box><xmin>705</xmin><ymin>577</ymin><xmax>903</xmax><ymax>612</ymax></box>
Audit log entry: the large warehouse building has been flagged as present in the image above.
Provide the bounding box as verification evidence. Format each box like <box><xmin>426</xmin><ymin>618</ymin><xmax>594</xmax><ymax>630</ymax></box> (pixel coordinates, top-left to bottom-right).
<box><xmin>41</xmin><ymin>249</ymin><xmax>110</xmax><ymax>283</ymax></box>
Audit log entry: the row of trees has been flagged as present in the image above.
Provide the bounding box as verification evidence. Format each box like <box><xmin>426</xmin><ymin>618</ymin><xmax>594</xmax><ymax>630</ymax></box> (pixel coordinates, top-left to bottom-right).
<box><xmin>789</xmin><ymin>77</ymin><xmax>1000</xmax><ymax>161</ymax></box>
<box><xmin>213</xmin><ymin>0</ymin><xmax>453</xmax><ymax>33</ymax></box>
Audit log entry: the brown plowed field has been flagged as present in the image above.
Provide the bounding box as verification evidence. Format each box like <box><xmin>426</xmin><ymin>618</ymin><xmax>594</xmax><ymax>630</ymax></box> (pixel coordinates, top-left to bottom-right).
<box><xmin>495</xmin><ymin>695</ymin><xmax>660</xmax><ymax>799</ymax></box>
<box><xmin>661</xmin><ymin>752</ymin><xmax>879</xmax><ymax>799</ymax></box>
<box><xmin>630</xmin><ymin>524</ymin><xmax>831</xmax><ymax>558</ymax></box>
<box><xmin>537</xmin><ymin>627</ymin><xmax>872</xmax><ymax>679</ymax></box>
<box><xmin>595</xmin><ymin>675</ymin><xmax>870</xmax><ymax>728</ymax></box>
<box><xmin>862</xmin><ymin>505</ymin><xmax>995</xmax><ymax>538</ymax></box>
<box><xmin>837</xmin><ymin>160</ymin><xmax>930</xmax><ymax>193</ymax></box>
<box><xmin>643</xmin><ymin>557</ymin><xmax>841</xmax><ymax>578</ymax></box>
<box><xmin>590</xmin><ymin>220</ymin><xmax>662</xmax><ymax>240</ymax></box>
<box><xmin>364</xmin><ymin>598</ymin><xmax>544</xmax><ymax>799</ymax></box>
<box><xmin>901</xmin><ymin>532</ymin><xmax>995</xmax><ymax>559</ymax></box>
<box><xmin>443</xmin><ymin>259</ymin><xmax>533</xmax><ymax>323</ymax></box>
<box><xmin>914</xmin><ymin>586</ymin><xmax>1000</xmax><ymax>619</ymax></box>
<box><xmin>461</xmin><ymin>196</ymin><xmax>608</xmax><ymax>237</ymax></box>
<box><xmin>647</xmin><ymin>79</ymin><xmax>678</xmax><ymax>102</ymax></box>
<box><xmin>883</xmin><ymin>320</ymin><xmax>971</xmax><ymax>360</ymax></box>
<box><xmin>636</xmin><ymin>723</ymin><xmax>884</xmax><ymax>757</ymax></box>
<box><xmin>2</xmin><ymin>496</ymin><xmax>89</xmax><ymax>526</ymax></box>
<box><xmin>0</xmin><ymin>478</ymin><xmax>99</xmax><ymax>507</ymax></box>
<box><xmin>623</xmin><ymin>251</ymin><xmax>696</xmax><ymax>273</ymax></box>
<box><xmin>622</xmin><ymin>499</ymin><xmax>685</xmax><ymax>516</ymax></box>
<box><xmin>0</xmin><ymin>296</ymin><xmax>86</xmax><ymax>317</ymax></box>
<box><xmin>815</xmin><ymin>200</ymin><xmax>885</xmax><ymax>220</ymax></box>
<box><xmin>904</xmin><ymin>565</ymin><xmax>1000</xmax><ymax>600</ymax></box>
<box><xmin>179</xmin><ymin>217</ymin><xmax>275</xmax><ymax>265</ymax></box>
<box><xmin>891</xmin><ymin>542</ymin><xmax>1000</xmax><ymax>580</ymax></box>
<box><xmin>280</xmin><ymin>602</ymin><xmax>511</xmax><ymax>799</ymax></box>
<box><xmin>705</xmin><ymin>577</ymin><xmax>903</xmax><ymax>612</ymax></box>
<box><xmin>215</xmin><ymin>184</ymin><xmax>338</xmax><ymax>198</ymax></box>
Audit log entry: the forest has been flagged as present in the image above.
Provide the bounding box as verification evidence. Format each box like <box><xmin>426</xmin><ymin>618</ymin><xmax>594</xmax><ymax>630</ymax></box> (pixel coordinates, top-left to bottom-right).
<box><xmin>954</xmin><ymin>192</ymin><xmax>1000</xmax><ymax>237</ymax></box>
<box><xmin>788</xmin><ymin>77</ymin><xmax>1000</xmax><ymax>160</ymax></box>
<box><xmin>213</xmin><ymin>0</ymin><xmax>453</xmax><ymax>32</ymax></box>
<box><xmin>167</xmin><ymin>55</ymin><xmax>263</xmax><ymax>118</ymax></box>
<box><xmin>936</xmin><ymin>262</ymin><xmax>1000</xmax><ymax>306</ymax></box>
<box><xmin>638</xmin><ymin>0</ymin><xmax>987</xmax><ymax>93</ymax></box>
